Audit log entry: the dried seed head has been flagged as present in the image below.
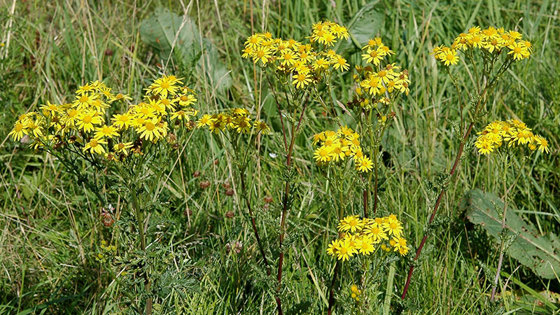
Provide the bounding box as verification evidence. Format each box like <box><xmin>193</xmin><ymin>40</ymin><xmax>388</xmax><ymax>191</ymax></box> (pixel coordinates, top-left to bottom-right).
<box><xmin>199</xmin><ymin>180</ymin><xmax>210</xmax><ymax>189</ymax></box>
<box><xmin>225</xmin><ymin>188</ymin><xmax>234</xmax><ymax>196</ymax></box>
<box><xmin>100</xmin><ymin>211</ymin><xmax>114</xmax><ymax>227</ymax></box>
<box><xmin>183</xmin><ymin>208</ymin><xmax>193</xmax><ymax>217</ymax></box>
<box><xmin>225</xmin><ymin>211</ymin><xmax>235</xmax><ymax>218</ymax></box>
<box><xmin>264</xmin><ymin>196</ymin><xmax>273</xmax><ymax>204</ymax></box>
<box><xmin>222</xmin><ymin>182</ymin><xmax>231</xmax><ymax>189</ymax></box>
<box><xmin>167</xmin><ymin>132</ymin><xmax>177</xmax><ymax>143</ymax></box>
<box><xmin>234</xmin><ymin>241</ymin><xmax>243</xmax><ymax>254</ymax></box>
<box><xmin>193</xmin><ymin>171</ymin><xmax>201</xmax><ymax>178</ymax></box>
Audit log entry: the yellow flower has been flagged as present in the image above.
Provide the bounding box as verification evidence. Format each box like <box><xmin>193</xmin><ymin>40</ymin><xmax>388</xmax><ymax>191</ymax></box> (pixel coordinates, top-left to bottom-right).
<box><xmin>254</xmin><ymin>120</ymin><xmax>270</xmax><ymax>134</ymax></box>
<box><xmin>362</xmin><ymin>47</ymin><xmax>384</xmax><ymax>65</ymax></box>
<box><xmin>111</xmin><ymin>93</ymin><xmax>133</xmax><ymax>102</ymax></box>
<box><xmin>94</xmin><ymin>125</ymin><xmax>119</xmax><ymax>139</ymax></box>
<box><xmin>252</xmin><ymin>46</ymin><xmax>272</xmax><ymax>65</ymax></box>
<box><xmin>197</xmin><ymin>114</ymin><xmax>213</xmax><ymax>127</ymax></box>
<box><xmin>355</xmin><ymin>235</ymin><xmax>375</xmax><ymax>255</ymax></box>
<box><xmin>507</xmin><ymin>41</ymin><xmax>530</xmax><ymax>60</ymax></box>
<box><xmin>391</xmin><ymin>237</ymin><xmax>409</xmax><ymax>256</ymax></box>
<box><xmin>77</xmin><ymin>110</ymin><xmax>103</xmax><ymax>132</ymax></box>
<box><xmin>83</xmin><ymin>138</ymin><xmax>107</xmax><ymax>155</ymax></box>
<box><xmin>355</xmin><ymin>156</ymin><xmax>373</xmax><ymax>173</ymax></box>
<box><xmin>113</xmin><ymin>142</ymin><xmax>133</xmax><ymax>156</ymax></box>
<box><xmin>383</xmin><ymin>216</ymin><xmax>403</xmax><ymax>238</ymax></box>
<box><xmin>74</xmin><ymin>93</ymin><xmax>98</xmax><ymax>109</ymax></box>
<box><xmin>280</xmin><ymin>50</ymin><xmax>297</xmax><ymax>67</ymax></box>
<box><xmin>364</xmin><ymin>222</ymin><xmax>388</xmax><ymax>243</ymax></box>
<box><xmin>176</xmin><ymin>93</ymin><xmax>197</xmax><ymax>107</ymax></box>
<box><xmin>137</xmin><ymin>118</ymin><xmax>165</xmax><ymax>142</ymax></box>
<box><xmin>335</xmin><ymin>238</ymin><xmax>357</xmax><ymax>261</ymax></box>
<box><xmin>292</xmin><ymin>72</ymin><xmax>311</xmax><ymax>89</ymax></box>
<box><xmin>475</xmin><ymin>136</ymin><xmax>495</xmax><ymax>155</ymax></box>
<box><xmin>513</xmin><ymin>128</ymin><xmax>534</xmax><ymax>145</ymax></box>
<box><xmin>533</xmin><ymin>135</ymin><xmax>550</xmax><ymax>154</ymax></box>
<box><xmin>338</xmin><ymin>215</ymin><xmax>363</xmax><ymax>233</ymax></box>
<box><xmin>111</xmin><ymin>113</ymin><xmax>133</xmax><ymax>130</ymax></box>
<box><xmin>332</xmin><ymin>56</ymin><xmax>349</xmax><ymax>71</ymax></box>
<box><xmin>314</xmin><ymin>146</ymin><xmax>332</xmax><ymax>163</ymax></box>
<box><xmin>147</xmin><ymin>75</ymin><xmax>182</xmax><ymax>98</ymax></box>
<box><xmin>40</xmin><ymin>101</ymin><xmax>61</xmax><ymax>116</ymax></box>
<box><xmin>9</xmin><ymin>121</ymin><xmax>28</xmax><ymax>141</ymax></box>
<box><xmin>442</xmin><ymin>49</ymin><xmax>459</xmax><ymax>66</ymax></box>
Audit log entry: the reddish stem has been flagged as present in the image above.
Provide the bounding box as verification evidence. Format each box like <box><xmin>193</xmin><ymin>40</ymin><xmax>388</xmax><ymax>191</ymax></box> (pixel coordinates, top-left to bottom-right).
<box><xmin>363</xmin><ymin>189</ymin><xmax>368</xmax><ymax>218</ymax></box>
<box><xmin>276</xmin><ymin>101</ymin><xmax>308</xmax><ymax>315</ymax></box>
<box><xmin>401</xmin><ymin>122</ymin><xmax>474</xmax><ymax>299</ymax></box>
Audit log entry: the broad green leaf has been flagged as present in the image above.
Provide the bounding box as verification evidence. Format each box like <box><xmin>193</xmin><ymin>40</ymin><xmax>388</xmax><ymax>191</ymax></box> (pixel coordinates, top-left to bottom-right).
<box><xmin>340</xmin><ymin>1</ymin><xmax>385</xmax><ymax>53</ymax></box>
<box><xmin>464</xmin><ymin>189</ymin><xmax>560</xmax><ymax>279</ymax></box>
<box><xmin>139</xmin><ymin>7</ymin><xmax>231</xmax><ymax>92</ymax></box>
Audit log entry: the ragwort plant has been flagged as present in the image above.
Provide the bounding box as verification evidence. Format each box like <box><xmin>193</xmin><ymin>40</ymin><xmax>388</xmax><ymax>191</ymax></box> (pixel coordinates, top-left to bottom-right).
<box><xmin>310</xmin><ymin>37</ymin><xmax>410</xmax><ymax>313</ymax></box>
<box><xmin>242</xmin><ymin>21</ymin><xmax>353</xmax><ymax>314</ymax></box>
<box><xmin>401</xmin><ymin>26</ymin><xmax>535</xmax><ymax>299</ymax></box>
<box><xmin>9</xmin><ymin>75</ymin><xmax>198</xmax><ymax>314</ymax></box>
<box><xmin>474</xmin><ymin>119</ymin><xmax>549</xmax><ymax>301</ymax></box>
<box><xmin>351</xmin><ymin>37</ymin><xmax>410</xmax><ymax>217</ymax></box>
<box><xmin>243</xmin><ymin>21</ymin><xmax>412</xmax><ymax>313</ymax></box>
<box><xmin>196</xmin><ymin>108</ymin><xmax>278</xmax><ymax>303</ymax></box>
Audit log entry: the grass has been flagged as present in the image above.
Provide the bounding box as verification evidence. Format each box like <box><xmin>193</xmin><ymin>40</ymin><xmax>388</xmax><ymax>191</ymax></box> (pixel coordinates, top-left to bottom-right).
<box><xmin>1</xmin><ymin>0</ymin><xmax>559</xmax><ymax>314</ymax></box>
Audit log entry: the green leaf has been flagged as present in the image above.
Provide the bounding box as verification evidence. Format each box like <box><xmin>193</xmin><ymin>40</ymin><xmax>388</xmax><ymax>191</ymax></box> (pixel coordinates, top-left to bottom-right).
<box><xmin>139</xmin><ymin>7</ymin><xmax>231</xmax><ymax>92</ymax></box>
<box><xmin>464</xmin><ymin>189</ymin><xmax>560</xmax><ymax>279</ymax></box>
<box><xmin>340</xmin><ymin>1</ymin><xmax>385</xmax><ymax>53</ymax></box>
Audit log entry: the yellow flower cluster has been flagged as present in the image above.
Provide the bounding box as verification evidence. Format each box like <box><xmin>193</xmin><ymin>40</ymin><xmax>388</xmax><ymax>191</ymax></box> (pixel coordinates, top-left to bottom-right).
<box><xmin>350</xmin><ymin>285</ymin><xmax>362</xmax><ymax>302</ymax></box>
<box><xmin>475</xmin><ymin>119</ymin><xmax>550</xmax><ymax>155</ymax></box>
<box><xmin>9</xmin><ymin>75</ymin><xmax>198</xmax><ymax>160</ymax></box>
<box><xmin>433</xmin><ymin>26</ymin><xmax>532</xmax><ymax>66</ymax></box>
<box><xmin>327</xmin><ymin>214</ymin><xmax>409</xmax><ymax>261</ymax></box>
<box><xmin>312</xmin><ymin>126</ymin><xmax>373</xmax><ymax>173</ymax></box>
<box><xmin>353</xmin><ymin>37</ymin><xmax>410</xmax><ymax>109</ymax></box>
<box><xmin>197</xmin><ymin>108</ymin><xmax>270</xmax><ymax>135</ymax></box>
<box><xmin>241</xmin><ymin>21</ymin><xmax>350</xmax><ymax>89</ymax></box>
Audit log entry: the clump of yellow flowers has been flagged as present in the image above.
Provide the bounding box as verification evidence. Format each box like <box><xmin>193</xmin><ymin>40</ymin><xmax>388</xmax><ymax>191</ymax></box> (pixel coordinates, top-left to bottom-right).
<box><xmin>433</xmin><ymin>26</ymin><xmax>532</xmax><ymax>66</ymax></box>
<box><xmin>475</xmin><ymin>119</ymin><xmax>550</xmax><ymax>155</ymax></box>
<box><xmin>327</xmin><ymin>214</ymin><xmax>409</xmax><ymax>261</ymax></box>
<box><xmin>9</xmin><ymin>75</ymin><xmax>197</xmax><ymax>160</ymax></box>
<box><xmin>196</xmin><ymin>108</ymin><xmax>270</xmax><ymax>135</ymax></box>
<box><xmin>242</xmin><ymin>21</ymin><xmax>350</xmax><ymax>89</ymax></box>
<box><xmin>312</xmin><ymin>126</ymin><xmax>373</xmax><ymax>173</ymax></box>
<box><xmin>350</xmin><ymin>285</ymin><xmax>362</xmax><ymax>302</ymax></box>
<box><xmin>353</xmin><ymin>37</ymin><xmax>410</xmax><ymax>110</ymax></box>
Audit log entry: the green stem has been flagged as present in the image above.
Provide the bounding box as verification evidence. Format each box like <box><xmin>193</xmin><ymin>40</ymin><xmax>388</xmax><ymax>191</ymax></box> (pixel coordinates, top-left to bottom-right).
<box><xmin>130</xmin><ymin>183</ymin><xmax>151</xmax><ymax>315</ymax></box>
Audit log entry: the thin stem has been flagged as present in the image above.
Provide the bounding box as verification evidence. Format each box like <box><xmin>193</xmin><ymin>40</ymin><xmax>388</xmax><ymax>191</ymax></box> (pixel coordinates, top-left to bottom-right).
<box><xmin>401</xmin><ymin>85</ymin><xmax>490</xmax><ymax>299</ymax></box>
<box><xmin>130</xmin><ymin>184</ymin><xmax>152</xmax><ymax>315</ymax></box>
<box><xmin>327</xmin><ymin>261</ymin><xmax>340</xmax><ymax>315</ymax></box>
<box><xmin>276</xmin><ymin>96</ymin><xmax>309</xmax><ymax>315</ymax></box>
<box><xmin>326</xmin><ymin>168</ymin><xmax>346</xmax><ymax>314</ymax></box>
<box><xmin>239</xmin><ymin>166</ymin><xmax>283</xmax><ymax>310</ymax></box>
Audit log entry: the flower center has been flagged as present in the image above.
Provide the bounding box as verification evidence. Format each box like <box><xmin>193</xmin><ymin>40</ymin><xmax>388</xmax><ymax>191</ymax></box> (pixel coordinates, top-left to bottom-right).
<box><xmin>145</xmin><ymin>122</ymin><xmax>155</xmax><ymax>131</ymax></box>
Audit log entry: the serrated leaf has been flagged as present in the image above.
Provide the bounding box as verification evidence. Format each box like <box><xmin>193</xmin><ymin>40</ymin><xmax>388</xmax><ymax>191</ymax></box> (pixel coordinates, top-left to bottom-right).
<box><xmin>464</xmin><ymin>189</ymin><xmax>560</xmax><ymax>279</ymax></box>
